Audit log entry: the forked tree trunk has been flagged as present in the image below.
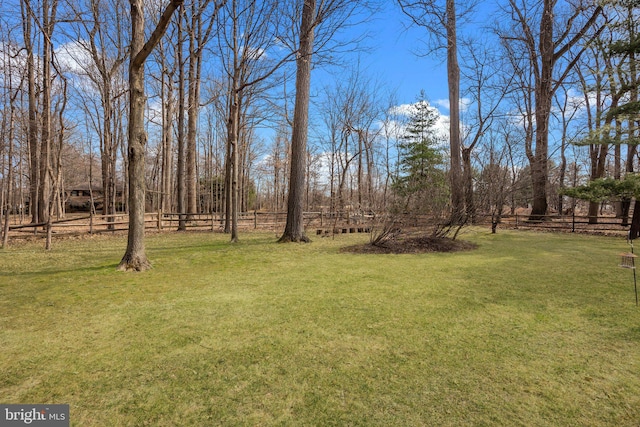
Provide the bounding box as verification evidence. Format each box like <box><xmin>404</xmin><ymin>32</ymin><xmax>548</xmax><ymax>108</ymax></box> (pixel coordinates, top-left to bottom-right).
<box><xmin>118</xmin><ymin>0</ymin><xmax>150</xmax><ymax>271</ymax></box>
<box><xmin>279</xmin><ymin>0</ymin><xmax>315</xmax><ymax>242</ymax></box>
<box><xmin>526</xmin><ymin>0</ymin><xmax>602</xmax><ymax>220</ymax></box>
<box><xmin>118</xmin><ymin>0</ymin><xmax>182</xmax><ymax>271</ymax></box>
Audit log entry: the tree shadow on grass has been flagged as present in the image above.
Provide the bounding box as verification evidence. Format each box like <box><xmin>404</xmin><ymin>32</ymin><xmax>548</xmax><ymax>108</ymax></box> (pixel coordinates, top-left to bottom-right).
<box><xmin>0</xmin><ymin>263</ymin><xmax>119</xmax><ymax>278</ymax></box>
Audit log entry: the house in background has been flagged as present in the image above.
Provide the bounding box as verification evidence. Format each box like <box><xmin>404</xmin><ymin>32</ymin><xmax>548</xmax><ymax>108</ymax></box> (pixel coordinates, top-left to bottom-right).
<box><xmin>65</xmin><ymin>184</ymin><xmax>124</xmax><ymax>212</ymax></box>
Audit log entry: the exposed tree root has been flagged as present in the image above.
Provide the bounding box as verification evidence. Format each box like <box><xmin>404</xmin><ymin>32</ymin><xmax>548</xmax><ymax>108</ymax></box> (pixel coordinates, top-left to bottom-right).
<box><xmin>277</xmin><ymin>234</ymin><xmax>311</xmax><ymax>243</ymax></box>
<box><xmin>117</xmin><ymin>254</ymin><xmax>152</xmax><ymax>272</ymax></box>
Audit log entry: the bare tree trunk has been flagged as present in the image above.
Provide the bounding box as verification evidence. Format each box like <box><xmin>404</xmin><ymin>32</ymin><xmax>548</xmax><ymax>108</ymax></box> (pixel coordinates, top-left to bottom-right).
<box><xmin>2</xmin><ymin>98</ymin><xmax>16</xmax><ymax>249</ymax></box>
<box><xmin>118</xmin><ymin>0</ymin><xmax>182</xmax><ymax>271</ymax></box>
<box><xmin>446</xmin><ymin>0</ymin><xmax>464</xmax><ymax>223</ymax></box>
<box><xmin>528</xmin><ymin>0</ymin><xmax>554</xmax><ymax>220</ymax></box>
<box><xmin>462</xmin><ymin>147</ymin><xmax>475</xmax><ymax>223</ymax></box>
<box><xmin>38</xmin><ymin>0</ymin><xmax>59</xmax><ymax>228</ymax></box>
<box><xmin>22</xmin><ymin>0</ymin><xmax>40</xmax><ymax>224</ymax></box>
<box><xmin>229</xmin><ymin>88</ymin><xmax>240</xmax><ymax>242</ymax></box>
<box><xmin>223</xmin><ymin>118</ymin><xmax>232</xmax><ymax>233</ymax></box>
<box><xmin>186</xmin><ymin>7</ymin><xmax>200</xmax><ymax>217</ymax></box>
<box><xmin>46</xmin><ymin>73</ymin><xmax>68</xmax><ymax>250</ymax></box>
<box><xmin>161</xmin><ymin>67</ymin><xmax>174</xmax><ymax>213</ymax></box>
<box><xmin>528</xmin><ymin>0</ymin><xmax>602</xmax><ymax>220</ymax></box>
<box><xmin>279</xmin><ymin>0</ymin><xmax>316</xmax><ymax>243</ymax></box>
<box><xmin>176</xmin><ymin>7</ymin><xmax>187</xmax><ymax>230</ymax></box>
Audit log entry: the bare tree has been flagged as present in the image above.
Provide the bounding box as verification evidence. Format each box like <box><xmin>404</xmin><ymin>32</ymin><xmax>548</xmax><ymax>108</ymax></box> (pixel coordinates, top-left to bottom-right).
<box><xmin>117</xmin><ymin>0</ymin><xmax>183</xmax><ymax>271</ymax></box>
<box><xmin>67</xmin><ymin>0</ymin><xmax>128</xmax><ymax>229</ymax></box>
<box><xmin>498</xmin><ymin>0</ymin><xmax>603</xmax><ymax>220</ymax></box>
<box><xmin>552</xmin><ymin>83</ymin><xmax>583</xmax><ymax>217</ymax></box>
<box><xmin>279</xmin><ymin>0</ymin><xmax>373</xmax><ymax>242</ymax></box>
<box><xmin>154</xmin><ymin>31</ymin><xmax>177</xmax><ymax>215</ymax></box>
<box><xmin>176</xmin><ymin>6</ymin><xmax>187</xmax><ymax>230</ymax></box>
<box><xmin>20</xmin><ymin>0</ymin><xmax>41</xmax><ymax>225</ymax></box>
<box><xmin>1</xmin><ymin>32</ymin><xmax>21</xmax><ymax>248</ymax></box>
<box><xmin>217</xmin><ymin>0</ymin><xmax>295</xmax><ymax>242</ymax></box>
<box><xmin>185</xmin><ymin>0</ymin><xmax>223</xmax><ymax>216</ymax></box>
<box><xmin>278</xmin><ymin>0</ymin><xmax>316</xmax><ymax>242</ymax></box>
<box><xmin>459</xmin><ymin>37</ymin><xmax>512</xmax><ymax>222</ymax></box>
<box><xmin>318</xmin><ymin>66</ymin><xmax>383</xmax><ymax>215</ymax></box>
<box><xmin>37</xmin><ymin>0</ymin><xmax>59</xmax><ymax>227</ymax></box>
<box><xmin>396</xmin><ymin>0</ymin><xmax>478</xmax><ymax>223</ymax></box>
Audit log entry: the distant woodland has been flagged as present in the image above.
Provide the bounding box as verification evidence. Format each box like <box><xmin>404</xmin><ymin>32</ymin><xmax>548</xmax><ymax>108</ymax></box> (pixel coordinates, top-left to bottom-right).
<box><xmin>0</xmin><ymin>0</ymin><xmax>638</xmax><ymax>247</ymax></box>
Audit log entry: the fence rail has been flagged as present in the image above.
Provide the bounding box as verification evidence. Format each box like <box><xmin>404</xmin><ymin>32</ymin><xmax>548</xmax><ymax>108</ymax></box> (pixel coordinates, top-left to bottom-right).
<box><xmin>2</xmin><ymin>210</ymin><xmax>360</xmax><ymax>239</ymax></box>
<box><xmin>500</xmin><ymin>213</ymin><xmax>631</xmax><ymax>235</ymax></box>
<box><xmin>1</xmin><ymin>211</ymin><xmax>633</xmax><ymax>248</ymax></box>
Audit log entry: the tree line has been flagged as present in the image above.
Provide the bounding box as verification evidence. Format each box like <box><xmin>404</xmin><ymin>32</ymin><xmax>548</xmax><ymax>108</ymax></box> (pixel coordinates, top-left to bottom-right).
<box><xmin>0</xmin><ymin>0</ymin><xmax>638</xmax><ymax>267</ymax></box>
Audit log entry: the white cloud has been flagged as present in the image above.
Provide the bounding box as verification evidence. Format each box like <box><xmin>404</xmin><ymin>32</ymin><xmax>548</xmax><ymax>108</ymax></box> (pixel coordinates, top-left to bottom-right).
<box><xmin>57</xmin><ymin>41</ymin><xmax>93</xmax><ymax>75</ymax></box>
<box><xmin>434</xmin><ymin>98</ymin><xmax>450</xmax><ymax>110</ymax></box>
<box><xmin>382</xmin><ymin>100</ymin><xmax>451</xmax><ymax>145</ymax></box>
<box><xmin>434</xmin><ymin>97</ymin><xmax>472</xmax><ymax>113</ymax></box>
<box><xmin>241</xmin><ymin>46</ymin><xmax>267</xmax><ymax>61</ymax></box>
<box><xmin>388</xmin><ymin>103</ymin><xmax>416</xmax><ymax>117</ymax></box>
<box><xmin>0</xmin><ymin>42</ymin><xmax>27</xmax><ymax>88</ymax></box>
<box><xmin>434</xmin><ymin>114</ymin><xmax>450</xmax><ymax>144</ymax></box>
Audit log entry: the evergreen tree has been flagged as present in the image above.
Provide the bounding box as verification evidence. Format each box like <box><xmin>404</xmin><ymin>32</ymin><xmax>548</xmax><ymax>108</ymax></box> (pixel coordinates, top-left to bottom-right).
<box><xmin>609</xmin><ymin>0</ymin><xmax>640</xmax><ymax>238</ymax></box>
<box><xmin>565</xmin><ymin>1</ymin><xmax>640</xmax><ymax>236</ymax></box>
<box><xmin>393</xmin><ymin>92</ymin><xmax>448</xmax><ymax>214</ymax></box>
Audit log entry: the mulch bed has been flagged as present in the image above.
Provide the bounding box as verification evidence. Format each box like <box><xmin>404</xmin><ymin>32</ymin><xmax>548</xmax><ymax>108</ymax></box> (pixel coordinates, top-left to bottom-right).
<box><xmin>341</xmin><ymin>233</ymin><xmax>478</xmax><ymax>255</ymax></box>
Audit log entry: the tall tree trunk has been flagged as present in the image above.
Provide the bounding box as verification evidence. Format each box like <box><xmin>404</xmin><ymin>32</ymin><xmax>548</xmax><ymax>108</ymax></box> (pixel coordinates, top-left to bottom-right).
<box><xmin>176</xmin><ymin>7</ymin><xmax>187</xmax><ymax>230</ymax></box>
<box><xmin>223</xmin><ymin>117</ymin><xmax>232</xmax><ymax>233</ymax></box>
<box><xmin>527</xmin><ymin>0</ymin><xmax>602</xmax><ymax>220</ymax></box>
<box><xmin>558</xmin><ymin>132</ymin><xmax>567</xmax><ymax>216</ymax></box>
<box><xmin>119</xmin><ymin>0</ymin><xmax>151</xmax><ymax>271</ymax></box>
<box><xmin>39</xmin><ymin>0</ymin><xmax>58</xmax><ymax>227</ymax></box>
<box><xmin>161</xmin><ymin>69</ymin><xmax>174</xmax><ymax>213</ymax></box>
<box><xmin>22</xmin><ymin>0</ymin><xmax>40</xmax><ymax>224</ymax></box>
<box><xmin>279</xmin><ymin>0</ymin><xmax>316</xmax><ymax>243</ymax></box>
<box><xmin>118</xmin><ymin>0</ymin><xmax>182</xmax><ymax>271</ymax></box>
<box><xmin>101</xmin><ymin>77</ymin><xmax>117</xmax><ymax>229</ymax></box>
<box><xmin>2</xmin><ymin>96</ymin><xmax>16</xmax><ymax>249</ymax></box>
<box><xmin>462</xmin><ymin>147</ymin><xmax>475</xmax><ymax>223</ymax></box>
<box><xmin>228</xmin><ymin>87</ymin><xmax>240</xmax><ymax>242</ymax></box>
<box><xmin>186</xmin><ymin>8</ymin><xmax>200</xmax><ymax>216</ymax></box>
<box><xmin>529</xmin><ymin>0</ymin><xmax>554</xmax><ymax>221</ymax></box>
<box><xmin>446</xmin><ymin>0</ymin><xmax>464</xmax><ymax>223</ymax></box>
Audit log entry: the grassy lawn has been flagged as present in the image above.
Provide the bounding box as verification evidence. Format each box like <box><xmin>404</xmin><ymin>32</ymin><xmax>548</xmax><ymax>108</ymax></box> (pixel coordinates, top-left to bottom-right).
<box><xmin>1</xmin><ymin>229</ymin><xmax>639</xmax><ymax>426</ymax></box>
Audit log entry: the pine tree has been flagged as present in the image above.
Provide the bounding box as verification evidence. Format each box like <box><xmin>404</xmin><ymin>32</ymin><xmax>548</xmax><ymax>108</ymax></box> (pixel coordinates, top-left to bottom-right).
<box><xmin>565</xmin><ymin>0</ymin><xmax>640</xmax><ymax>238</ymax></box>
<box><xmin>393</xmin><ymin>92</ymin><xmax>448</xmax><ymax>213</ymax></box>
<box><xmin>609</xmin><ymin>0</ymin><xmax>640</xmax><ymax>238</ymax></box>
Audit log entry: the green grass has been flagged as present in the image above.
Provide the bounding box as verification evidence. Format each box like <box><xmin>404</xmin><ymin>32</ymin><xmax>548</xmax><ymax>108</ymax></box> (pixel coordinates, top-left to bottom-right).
<box><xmin>1</xmin><ymin>229</ymin><xmax>639</xmax><ymax>426</ymax></box>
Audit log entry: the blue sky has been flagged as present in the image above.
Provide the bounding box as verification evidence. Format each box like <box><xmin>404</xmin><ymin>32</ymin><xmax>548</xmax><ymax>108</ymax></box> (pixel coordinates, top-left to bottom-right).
<box><xmin>307</xmin><ymin>2</ymin><xmax>453</xmax><ymax>114</ymax></box>
<box><xmin>328</xmin><ymin>0</ymin><xmax>501</xmax><ymax>112</ymax></box>
<box><xmin>359</xmin><ymin>2</ymin><xmax>451</xmax><ymax>106</ymax></box>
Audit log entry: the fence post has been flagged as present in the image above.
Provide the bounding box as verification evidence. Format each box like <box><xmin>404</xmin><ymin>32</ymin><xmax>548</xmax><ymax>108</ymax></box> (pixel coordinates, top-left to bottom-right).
<box><xmin>45</xmin><ymin>221</ymin><xmax>52</xmax><ymax>250</ymax></box>
<box><xmin>515</xmin><ymin>213</ymin><xmax>519</xmax><ymax>229</ymax></box>
<box><xmin>157</xmin><ymin>210</ymin><xmax>162</xmax><ymax>230</ymax></box>
<box><xmin>254</xmin><ymin>210</ymin><xmax>257</xmax><ymax>229</ymax></box>
<box><xmin>572</xmin><ymin>210</ymin><xmax>575</xmax><ymax>233</ymax></box>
